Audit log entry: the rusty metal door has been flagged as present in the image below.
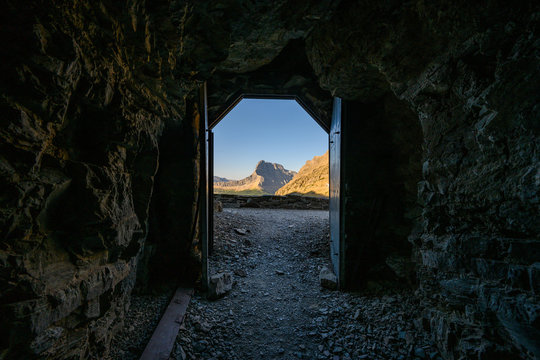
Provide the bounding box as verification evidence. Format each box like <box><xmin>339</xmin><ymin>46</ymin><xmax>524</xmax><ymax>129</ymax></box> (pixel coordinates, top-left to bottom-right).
<box><xmin>329</xmin><ymin>97</ymin><xmax>343</xmax><ymax>287</ymax></box>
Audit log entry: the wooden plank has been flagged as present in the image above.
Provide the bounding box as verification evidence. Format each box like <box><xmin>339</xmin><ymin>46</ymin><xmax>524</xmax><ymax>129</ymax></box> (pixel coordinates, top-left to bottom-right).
<box><xmin>139</xmin><ymin>287</ymin><xmax>194</xmax><ymax>360</ymax></box>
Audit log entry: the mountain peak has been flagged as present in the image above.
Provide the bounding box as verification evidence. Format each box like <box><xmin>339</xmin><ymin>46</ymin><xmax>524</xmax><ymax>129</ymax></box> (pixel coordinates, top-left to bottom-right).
<box><xmin>275</xmin><ymin>151</ymin><xmax>329</xmax><ymax>198</ymax></box>
<box><xmin>214</xmin><ymin>160</ymin><xmax>296</xmax><ymax>195</ymax></box>
<box><xmin>254</xmin><ymin>160</ymin><xmax>286</xmax><ymax>175</ymax></box>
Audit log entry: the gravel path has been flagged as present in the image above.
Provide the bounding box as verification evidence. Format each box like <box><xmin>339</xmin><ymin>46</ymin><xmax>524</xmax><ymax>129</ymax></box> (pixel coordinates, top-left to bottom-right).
<box><xmin>106</xmin><ymin>292</ymin><xmax>172</xmax><ymax>360</ymax></box>
<box><xmin>173</xmin><ymin>208</ymin><xmax>440</xmax><ymax>360</ymax></box>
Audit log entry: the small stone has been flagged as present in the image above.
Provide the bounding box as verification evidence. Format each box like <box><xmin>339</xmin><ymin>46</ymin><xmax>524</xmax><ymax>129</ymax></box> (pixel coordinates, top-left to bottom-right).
<box><xmin>276</xmin><ymin>270</ymin><xmax>285</xmax><ymax>275</ymax></box>
<box><xmin>207</xmin><ymin>272</ymin><xmax>233</xmax><ymax>300</ymax></box>
<box><xmin>193</xmin><ymin>340</ymin><xmax>207</xmax><ymax>353</ymax></box>
<box><xmin>414</xmin><ymin>347</ymin><xmax>426</xmax><ymax>359</ymax></box>
<box><xmin>194</xmin><ymin>320</ymin><xmax>212</xmax><ymax>333</ymax></box>
<box><xmin>319</xmin><ymin>267</ymin><xmax>338</xmax><ymax>290</ymax></box>
<box><xmin>214</xmin><ymin>200</ymin><xmax>223</xmax><ymax>212</ymax></box>
<box><xmin>175</xmin><ymin>345</ymin><xmax>187</xmax><ymax>360</ymax></box>
<box><xmin>234</xmin><ymin>269</ymin><xmax>247</xmax><ymax>277</ymax></box>
<box><xmin>234</xmin><ymin>228</ymin><xmax>247</xmax><ymax>235</ymax></box>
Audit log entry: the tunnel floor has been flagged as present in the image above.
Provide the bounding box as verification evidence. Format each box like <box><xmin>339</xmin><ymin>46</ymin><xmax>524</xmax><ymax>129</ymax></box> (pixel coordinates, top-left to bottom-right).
<box><xmin>171</xmin><ymin>208</ymin><xmax>439</xmax><ymax>360</ymax></box>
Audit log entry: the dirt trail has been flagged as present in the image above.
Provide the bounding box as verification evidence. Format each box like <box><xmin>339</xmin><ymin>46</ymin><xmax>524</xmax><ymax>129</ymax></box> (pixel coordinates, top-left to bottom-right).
<box><xmin>174</xmin><ymin>208</ymin><xmax>439</xmax><ymax>360</ymax></box>
<box><xmin>204</xmin><ymin>208</ymin><xmax>331</xmax><ymax>358</ymax></box>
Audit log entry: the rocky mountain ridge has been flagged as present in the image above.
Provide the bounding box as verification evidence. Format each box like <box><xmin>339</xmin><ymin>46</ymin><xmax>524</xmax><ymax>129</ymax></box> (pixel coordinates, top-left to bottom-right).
<box><xmin>213</xmin><ymin>176</ymin><xmax>230</xmax><ymax>183</ymax></box>
<box><xmin>214</xmin><ymin>160</ymin><xmax>296</xmax><ymax>195</ymax></box>
<box><xmin>276</xmin><ymin>151</ymin><xmax>329</xmax><ymax>198</ymax></box>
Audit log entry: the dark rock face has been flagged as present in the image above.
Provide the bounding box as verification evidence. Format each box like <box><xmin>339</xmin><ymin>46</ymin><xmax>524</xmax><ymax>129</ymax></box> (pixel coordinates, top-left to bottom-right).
<box><xmin>0</xmin><ymin>1</ymin><xmax>191</xmax><ymax>358</ymax></box>
<box><xmin>307</xmin><ymin>2</ymin><xmax>540</xmax><ymax>358</ymax></box>
<box><xmin>1</xmin><ymin>0</ymin><xmax>538</xmax><ymax>359</ymax></box>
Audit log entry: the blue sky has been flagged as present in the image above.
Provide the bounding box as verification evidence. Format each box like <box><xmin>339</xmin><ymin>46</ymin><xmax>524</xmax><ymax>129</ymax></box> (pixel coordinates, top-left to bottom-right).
<box><xmin>213</xmin><ymin>99</ymin><xmax>328</xmax><ymax>180</ymax></box>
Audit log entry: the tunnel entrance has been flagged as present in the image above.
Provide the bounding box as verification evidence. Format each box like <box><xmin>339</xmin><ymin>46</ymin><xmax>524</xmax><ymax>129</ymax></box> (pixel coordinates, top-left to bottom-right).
<box><xmin>201</xmin><ymin>87</ymin><xmax>343</xmax><ymax>288</ymax></box>
<box><xmin>201</xmin><ymin>92</ymin><xmax>343</xmax><ymax>292</ymax></box>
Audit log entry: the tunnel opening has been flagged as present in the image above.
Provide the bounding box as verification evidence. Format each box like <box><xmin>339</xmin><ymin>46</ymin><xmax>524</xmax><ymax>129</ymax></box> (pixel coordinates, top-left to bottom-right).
<box><xmin>163</xmin><ymin>91</ymin><xmax>431</xmax><ymax>360</ymax></box>
<box><xmin>207</xmin><ymin>97</ymin><xmax>333</xmax><ymax>295</ymax></box>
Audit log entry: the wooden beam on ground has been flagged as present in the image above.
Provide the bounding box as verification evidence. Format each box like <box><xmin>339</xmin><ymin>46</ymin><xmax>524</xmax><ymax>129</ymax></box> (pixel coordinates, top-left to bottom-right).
<box><xmin>140</xmin><ymin>287</ymin><xmax>194</xmax><ymax>360</ymax></box>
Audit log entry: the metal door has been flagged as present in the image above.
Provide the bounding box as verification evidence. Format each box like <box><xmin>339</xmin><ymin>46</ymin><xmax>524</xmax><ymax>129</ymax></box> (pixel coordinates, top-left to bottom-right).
<box><xmin>329</xmin><ymin>97</ymin><xmax>342</xmax><ymax>287</ymax></box>
<box><xmin>200</xmin><ymin>83</ymin><xmax>209</xmax><ymax>290</ymax></box>
<box><xmin>208</xmin><ymin>129</ymin><xmax>214</xmax><ymax>254</ymax></box>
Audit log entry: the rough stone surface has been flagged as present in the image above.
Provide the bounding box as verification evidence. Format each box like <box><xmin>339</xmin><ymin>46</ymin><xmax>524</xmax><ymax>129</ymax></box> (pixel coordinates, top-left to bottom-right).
<box><xmin>1</xmin><ymin>0</ymin><xmax>538</xmax><ymax>359</ymax></box>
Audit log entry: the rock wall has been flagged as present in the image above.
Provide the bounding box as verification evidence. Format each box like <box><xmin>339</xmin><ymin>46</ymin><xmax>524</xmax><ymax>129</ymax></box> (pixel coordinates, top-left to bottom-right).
<box><xmin>0</xmin><ymin>1</ymin><xmax>195</xmax><ymax>358</ymax></box>
<box><xmin>304</xmin><ymin>2</ymin><xmax>540</xmax><ymax>358</ymax></box>
<box><xmin>0</xmin><ymin>0</ymin><xmax>538</xmax><ymax>359</ymax></box>
<box><xmin>409</xmin><ymin>19</ymin><xmax>540</xmax><ymax>360</ymax></box>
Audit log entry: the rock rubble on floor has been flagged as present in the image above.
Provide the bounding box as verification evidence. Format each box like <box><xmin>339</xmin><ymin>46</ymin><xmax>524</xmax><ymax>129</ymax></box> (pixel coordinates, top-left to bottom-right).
<box><xmin>173</xmin><ymin>208</ymin><xmax>440</xmax><ymax>360</ymax></box>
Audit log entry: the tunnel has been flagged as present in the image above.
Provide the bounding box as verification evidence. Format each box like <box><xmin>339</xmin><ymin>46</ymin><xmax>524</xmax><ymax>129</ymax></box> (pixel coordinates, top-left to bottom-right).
<box><xmin>0</xmin><ymin>1</ymin><xmax>539</xmax><ymax>359</ymax></box>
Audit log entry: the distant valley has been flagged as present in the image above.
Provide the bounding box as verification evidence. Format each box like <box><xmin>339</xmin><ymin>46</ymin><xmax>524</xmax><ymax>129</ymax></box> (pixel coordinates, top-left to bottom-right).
<box><xmin>214</xmin><ymin>151</ymin><xmax>329</xmax><ymax>197</ymax></box>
